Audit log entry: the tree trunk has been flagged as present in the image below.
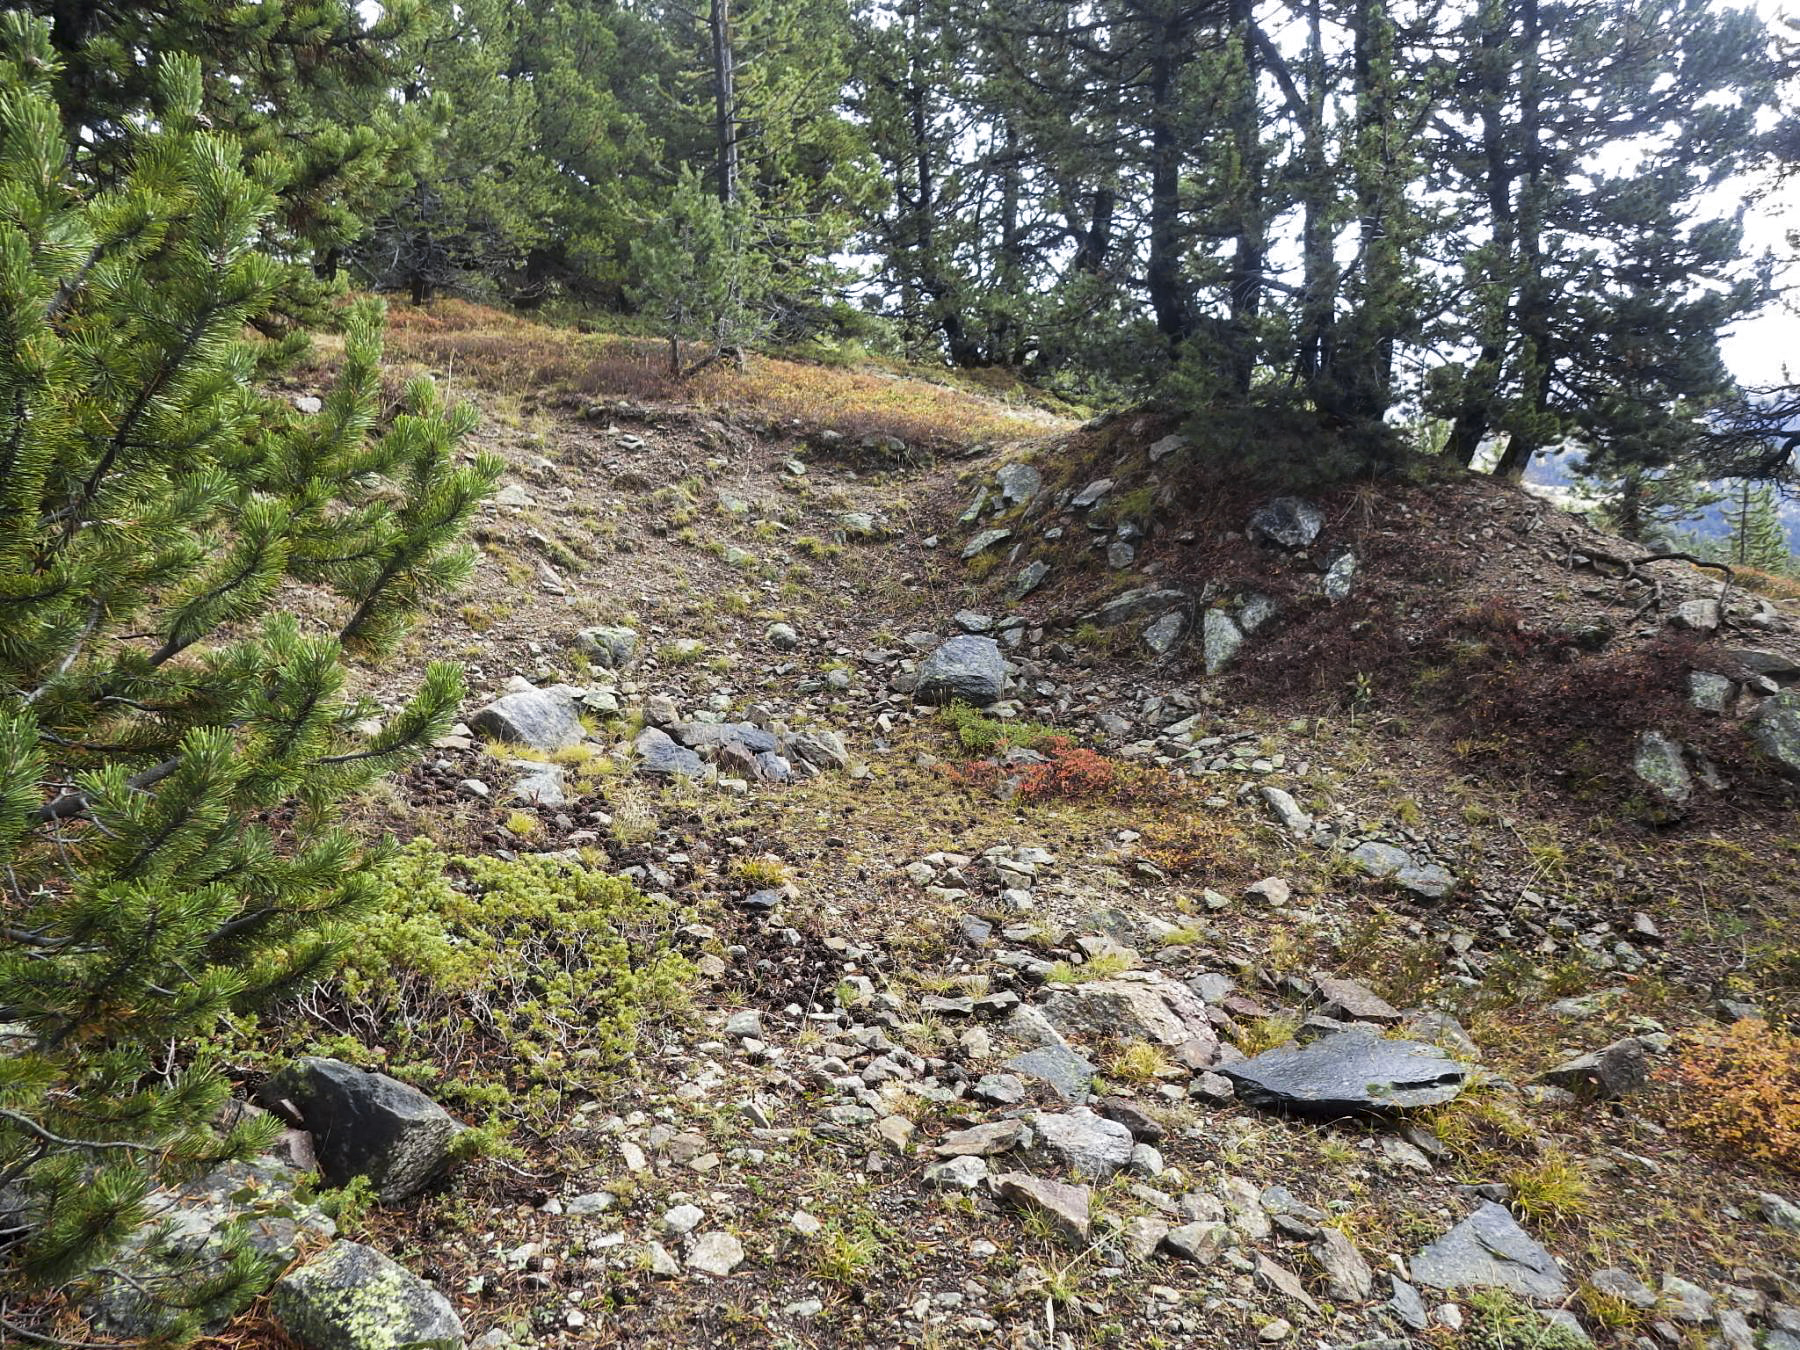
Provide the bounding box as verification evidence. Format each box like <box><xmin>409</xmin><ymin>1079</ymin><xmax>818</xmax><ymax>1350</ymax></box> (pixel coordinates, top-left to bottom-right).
<box><xmin>1145</xmin><ymin>15</ymin><xmax>1194</xmax><ymax>346</ymax></box>
<box><xmin>1340</xmin><ymin>0</ymin><xmax>1400</xmax><ymax>422</ymax></box>
<box><xmin>901</xmin><ymin>19</ymin><xmax>980</xmax><ymax>368</ymax></box>
<box><xmin>1498</xmin><ymin>0</ymin><xmax>1551</xmax><ymax>482</ymax></box>
<box><xmin>1073</xmin><ymin>186</ymin><xmax>1116</xmax><ymax>275</ymax></box>
<box><xmin>1225</xmin><ymin>0</ymin><xmax>1265</xmax><ymax>397</ymax></box>
<box><xmin>1451</xmin><ymin>0</ymin><xmax>1519</xmax><ymax>468</ymax></box>
<box><xmin>1295</xmin><ymin>0</ymin><xmax>1335</xmax><ymax>388</ymax></box>
<box><xmin>710</xmin><ymin>0</ymin><xmax>739</xmax><ymax>206</ymax></box>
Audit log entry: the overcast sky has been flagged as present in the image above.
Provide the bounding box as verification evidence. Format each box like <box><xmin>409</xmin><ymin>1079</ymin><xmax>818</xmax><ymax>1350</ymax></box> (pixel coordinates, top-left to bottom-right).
<box><xmin>1720</xmin><ymin>0</ymin><xmax>1798</xmax><ymax>388</ymax></box>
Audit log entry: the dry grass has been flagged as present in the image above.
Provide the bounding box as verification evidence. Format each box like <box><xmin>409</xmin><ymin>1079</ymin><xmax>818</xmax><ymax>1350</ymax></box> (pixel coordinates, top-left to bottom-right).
<box><xmin>378</xmin><ymin>299</ymin><xmax>1051</xmax><ymax>449</ymax></box>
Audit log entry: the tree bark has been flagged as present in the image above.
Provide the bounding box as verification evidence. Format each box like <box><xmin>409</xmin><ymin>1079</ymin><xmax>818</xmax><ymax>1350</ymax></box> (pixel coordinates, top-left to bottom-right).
<box><xmin>1451</xmin><ymin>0</ymin><xmax>1519</xmax><ymax>467</ymax></box>
<box><xmin>1225</xmin><ymin>0</ymin><xmax>1264</xmax><ymax>396</ymax></box>
<box><xmin>1496</xmin><ymin>0</ymin><xmax>1550</xmax><ymax>482</ymax></box>
<box><xmin>710</xmin><ymin>0</ymin><xmax>739</xmax><ymax>206</ymax></box>
<box><xmin>1295</xmin><ymin>0</ymin><xmax>1335</xmax><ymax>389</ymax></box>
<box><xmin>1145</xmin><ymin>13</ymin><xmax>1195</xmax><ymax>346</ymax></box>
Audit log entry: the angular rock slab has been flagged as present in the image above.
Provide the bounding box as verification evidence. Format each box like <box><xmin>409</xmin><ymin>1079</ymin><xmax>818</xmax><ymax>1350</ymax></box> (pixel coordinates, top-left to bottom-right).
<box><xmin>635</xmin><ymin>727</ymin><xmax>704</xmax><ymax>776</ymax></box>
<box><xmin>671</xmin><ymin>721</ymin><xmax>779</xmax><ymax>755</ymax></box>
<box><xmin>1750</xmin><ymin>691</ymin><xmax>1800</xmax><ymax>779</ymax></box>
<box><xmin>573</xmin><ymin>625</ymin><xmax>638</xmax><ymax>669</ymax></box>
<box><xmin>1004</xmin><ymin>1044</ymin><xmax>1097</xmax><ymax>1104</ymax></box>
<box><xmin>1040</xmin><ymin>973</ymin><xmax>1218</xmax><ymax>1052</ymax></box>
<box><xmin>1026</xmin><ymin>1109</ymin><xmax>1135</xmax><ymax>1179</ymax></box>
<box><xmin>273</xmin><ymin>1240</ymin><xmax>463</xmax><ymax>1350</ymax></box>
<box><xmin>1633</xmin><ymin>730</ymin><xmax>1693</xmax><ymax>809</ymax></box>
<box><xmin>1350</xmin><ymin>841</ymin><xmax>1456</xmax><ymax>899</ymax></box>
<box><xmin>468</xmin><ymin>689</ymin><xmax>584</xmax><ymax>752</ymax></box>
<box><xmin>1202</xmin><ymin>608</ymin><xmax>1244</xmax><ymax>675</ymax></box>
<box><xmin>263</xmin><ymin>1057</ymin><xmax>462</xmax><ymax>1203</ymax></box>
<box><xmin>1410</xmin><ymin>1200</ymin><xmax>1568</xmax><ymax>1304</ymax></box>
<box><xmin>1088</xmin><ymin>586</ymin><xmax>1191</xmax><ymax>629</ymax></box>
<box><xmin>996</xmin><ymin>462</ymin><xmax>1042</xmax><ymax>506</ymax></box>
<box><xmin>914</xmin><ymin>635</ymin><xmax>1007</xmax><ymax>706</ymax></box>
<box><xmin>993</xmin><ymin>1171</ymin><xmax>1090</xmax><ymax>1245</ymax></box>
<box><xmin>1220</xmin><ymin>1029</ymin><xmax>1469</xmax><ymax>1116</ymax></box>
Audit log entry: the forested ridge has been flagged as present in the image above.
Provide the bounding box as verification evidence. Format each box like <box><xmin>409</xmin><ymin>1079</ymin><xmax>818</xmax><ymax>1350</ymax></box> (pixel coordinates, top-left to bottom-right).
<box><xmin>20</xmin><ymin>0</ymin><xmax>1800</xmax><ymax>487</ymax></box>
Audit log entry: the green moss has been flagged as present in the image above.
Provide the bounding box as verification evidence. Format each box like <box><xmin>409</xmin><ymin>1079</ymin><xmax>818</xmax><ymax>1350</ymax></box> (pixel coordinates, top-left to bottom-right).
<box><xmin>315</xmin><ymin>841</ymin><xmax>692</xmax><ymax>1115</ymax></box>
<box><xmin>939</xmin><ymin>701</ymin><xmax>1073</xmax><ymax>756</ymax></box>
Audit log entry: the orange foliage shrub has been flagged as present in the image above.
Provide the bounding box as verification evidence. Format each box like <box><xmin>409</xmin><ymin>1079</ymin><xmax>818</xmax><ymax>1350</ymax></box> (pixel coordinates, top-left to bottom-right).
<box><xmin>1673</xmin><ymin>1019</ymin><xmax>1800</xmax><ymax>1173</ymax></box>
<box><xmin>1015</xmin><ymin>741</ymin><xmax>1117</xmax><ymax>803</ymax></box>
<box><xmin>941</xmin><ymin>739</ymin><xmax>1185</xmax><ymax>808</ymax></box>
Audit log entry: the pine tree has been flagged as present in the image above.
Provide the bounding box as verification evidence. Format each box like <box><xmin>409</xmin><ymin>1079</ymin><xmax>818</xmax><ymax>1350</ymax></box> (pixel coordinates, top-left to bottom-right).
<box><xmin>1725</xmin><ymin>481</ymin><xmax>1794</xmax><ymax>572</ymax></box>
<box><xmin>631</xmin><ymin>164</ymin><xmax>775</xmax><ymax>373</ymax></box>
<box><xmin>0</xmin><ymin>16</ymin><xmax>498</xmax><ymax>1331</ymax></box>
<box><xmin>1426</xmin><ymin>0</ymin><xmax>1780</xmax><ymax>482</ymax></box>
<box><xmin>23</xmin><ymin>0</ymin><xmax>437</xmax><ymax>294</ymax></box>
<box><xmin>351</xmin><ymin>0</ymin><xmax>560</xmax><ymax>304</ymax></box>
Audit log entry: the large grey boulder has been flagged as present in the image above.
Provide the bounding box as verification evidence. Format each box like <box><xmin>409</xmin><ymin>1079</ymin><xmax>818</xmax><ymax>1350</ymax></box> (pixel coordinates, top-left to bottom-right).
<box><xmin>1728</xmin><ymin>647</ymin><xmax>1800</xmax><ymax>680</ymax></box>
<box><xmin>1220</xmin><ymin>1028</ymin><xmax>1470</xmax><ymax>1116</ymax></box>
<box><xmin>1004</xmin><ymin>1043</ymin><xmax>1097</xmax><ymax>1104</ymax></box>
<box><xmin>915</xmin><ymin>636</ymin><xmax>1007</xmax><ymax>706</ymax></box>
<box><xmin>1142</xmin><ymin>610</ymin><xmax>1187</xmax><ymax>655</ymax></box>
<box><xmin>1749</xmin><ymin>691</ymin><xmax>1800</xmax><ymax>779</ymax></box>
<box><xmin>635</xmin><ymin>727</ymin><xmax>704</xmax><ymax>776</ymax></box>
<box><xmin>1687</xmin><ymin>671</ymin><xmax>1736</xmax><ymax>713</ymax></box>
<box><xmin>1202</xmin><ymin>609</ymin><xmax>1244</xmax><ymax>675</ymax></box>
<box><xmin>468</xmin><ymin>689</ymin><xmax>584</xmax><ymax>752</ymax></box>
<box><xmin>1014</xmin><ymin>560</ymin><xmax>1050</xmax><ymax>597</ymax></box>
<box><xmin>1410</xmin><ymin>1201</ymin><xmax>1568</xmax><ymax>1304</ymax></box>
<box><xmin>1027</xmin><ymin>1109</ymin><xmax>1135</xmax><ymax>1179</ymax></box>
<box><xmin>1247</xmin><ymin>497</ymin><xmax>1324</xmax><ymax>549</ymax></box>
<box><xmin>671</xmin><ymin>721</ymin><xmax>779</xmax><ymax>756</ymax></box>
<box><xmin>1350</xmin><ymin>841</ymin><xmax>1456</xmax><ymax>899</ymax></box>
<box><xmin>1323</xmin><ymin>549</ymin><xmax>1357</xmax><ymax>602</ymax></box>
<box><xmin>996</xmin><ymin>462</ymin><xmax>1042</xmax><ymax>506</ymax></box>
<box><xmin>573</xmin><ymin>625</ymin><xmax>638</xmax><ymax>670</ymax></box>
<box><xmin>994</xmin><ymin>1172</ymin><xmax>1091</xmax><ymax>1245</ymax></box>
<box><xmin>272</xmin><ymin>1241</ymin><xmax>464</xmax><ymax>1350</ymax></box>
<box><xmin>261</xmin><ymin>1058</ymin><xmax>462</xmax><ymax>1203</ymax></box>
<box><xmin>511</xmin><ymin>764</ymin><xmax>566</xmax><ymax>807</ymax></box>
<box><xmin>1040</xmin><ymin>973</ymin><xmax>1216</xmax><ymax>1051</ymax></box>
<box><xmin>82</xmin><ymin>1161</ymin><xmax>335</xmax><ymax>1339</ymax></box>
<box><xmin>1312</xmin><ymin>1227</ymin><xmax>1374</xmax><ymax>1303</ymax></box>
<box><xmin>785</xmin><ymin>728</ymin><xmax>849</xmax><ymax>771</ymax></box>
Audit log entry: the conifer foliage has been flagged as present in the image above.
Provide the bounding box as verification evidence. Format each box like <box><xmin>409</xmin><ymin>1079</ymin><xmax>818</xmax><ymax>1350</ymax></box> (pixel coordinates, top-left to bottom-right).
<box><xmin>0</xmin><ymin>11</ymin><xmax>497</xmax><ymax>1317</ymax></box>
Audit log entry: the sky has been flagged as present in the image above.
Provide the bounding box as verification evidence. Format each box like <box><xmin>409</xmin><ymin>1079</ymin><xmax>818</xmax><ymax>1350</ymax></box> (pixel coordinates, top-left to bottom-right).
<box><xmin>1719</xmin><ymin>0</ymin><xmax>1798</xmax><ymax>388</ymax></box>
<box><xmin>1721</xmin><ymin>180</ymin><xmax>1797</xmax><ymax>389</ymax></box>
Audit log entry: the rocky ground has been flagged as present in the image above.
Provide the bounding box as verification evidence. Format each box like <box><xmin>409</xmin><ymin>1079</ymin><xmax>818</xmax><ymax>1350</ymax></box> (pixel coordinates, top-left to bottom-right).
<box><xmin>41</xmin><ymin>310</ymin><xmax>1800</xmax><ymax>1350</ymax></box>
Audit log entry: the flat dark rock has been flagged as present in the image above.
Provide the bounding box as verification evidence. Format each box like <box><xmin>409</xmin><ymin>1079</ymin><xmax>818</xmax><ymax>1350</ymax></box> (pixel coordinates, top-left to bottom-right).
<box><xmin>1220</xmin><ymin>1028</ymin><xmax>1469</xmax><ymax>1116</ymax></box>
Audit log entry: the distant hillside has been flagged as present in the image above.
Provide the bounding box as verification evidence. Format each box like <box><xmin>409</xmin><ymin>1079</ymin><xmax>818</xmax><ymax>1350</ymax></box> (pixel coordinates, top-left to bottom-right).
<box><xmin>1522</xmin><ymin>444</ymin><xmax>1800</xmax><ymax>551</ymax></box>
